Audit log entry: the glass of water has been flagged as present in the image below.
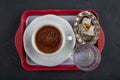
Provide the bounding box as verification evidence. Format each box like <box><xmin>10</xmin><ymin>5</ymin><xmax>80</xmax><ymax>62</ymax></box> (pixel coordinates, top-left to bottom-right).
<box><xmin>73</xmin><ymin>44</ymin><xmax>101</xmax><ymax>71</ymax></box>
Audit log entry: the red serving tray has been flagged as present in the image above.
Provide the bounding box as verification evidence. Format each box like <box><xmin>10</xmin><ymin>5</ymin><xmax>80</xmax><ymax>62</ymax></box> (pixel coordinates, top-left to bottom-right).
<box><xmin>15</xmin><ymin>10</ymin><xmax>105</xmax><ymax>71</ymax></box>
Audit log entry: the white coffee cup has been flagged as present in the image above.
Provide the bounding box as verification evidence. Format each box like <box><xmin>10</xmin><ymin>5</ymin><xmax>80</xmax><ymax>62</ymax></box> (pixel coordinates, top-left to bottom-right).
<box><xmin>32</xmin><ymin>25</ymin><xmax>73</xmax><ymax>56</ymax></box>
<box><xmin>23</xmin><ymin>15</ymin><xmax>76</xmax><ymax>66</ymax></box>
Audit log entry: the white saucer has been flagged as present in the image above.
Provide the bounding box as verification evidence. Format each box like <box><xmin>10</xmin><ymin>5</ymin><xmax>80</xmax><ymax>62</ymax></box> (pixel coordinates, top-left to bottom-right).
<box><xmin>23</xmin><ymin>15</ymin><xmax>76</xmax><ymax>66</ymax></box>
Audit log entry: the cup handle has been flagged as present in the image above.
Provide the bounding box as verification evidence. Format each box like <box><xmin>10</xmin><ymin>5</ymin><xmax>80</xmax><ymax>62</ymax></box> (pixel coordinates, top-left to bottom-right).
<box><xmin>66</xmin><ymin>36</ymin><xmax>73</xmax><ymax>41</ymax></box>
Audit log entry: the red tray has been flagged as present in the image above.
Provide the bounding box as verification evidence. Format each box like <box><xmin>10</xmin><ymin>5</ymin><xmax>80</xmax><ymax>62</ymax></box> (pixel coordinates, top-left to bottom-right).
<box><xmin>15</xmin><ymin>10</ymin><xmax>105</xmax><ymax>71</ymax></box>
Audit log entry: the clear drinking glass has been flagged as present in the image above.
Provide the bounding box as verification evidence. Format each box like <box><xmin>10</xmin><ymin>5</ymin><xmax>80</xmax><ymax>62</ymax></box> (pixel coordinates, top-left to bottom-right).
<box><xmin>73</xmin><ymin>44</ymin><xmax>101</xmax><ymax>71</ymax></box>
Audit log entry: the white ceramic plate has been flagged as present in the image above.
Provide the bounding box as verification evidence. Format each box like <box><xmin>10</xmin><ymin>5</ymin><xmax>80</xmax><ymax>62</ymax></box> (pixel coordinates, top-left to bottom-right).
<box><xmin>23</xmin><ymin>15</ymin><xmax>76</xmax><ymax>66</ymax></box>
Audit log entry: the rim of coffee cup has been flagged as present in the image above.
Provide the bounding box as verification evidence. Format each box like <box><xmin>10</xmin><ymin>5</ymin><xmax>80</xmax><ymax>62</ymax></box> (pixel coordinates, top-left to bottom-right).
<box><xmin>31</xmin><ymin>24</ymin><xmax>65</xmax><ymax>56</ymax></box>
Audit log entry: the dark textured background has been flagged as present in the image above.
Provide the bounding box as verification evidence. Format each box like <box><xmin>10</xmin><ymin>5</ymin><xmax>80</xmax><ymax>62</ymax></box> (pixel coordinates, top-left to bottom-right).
<box><xmin>0</xmin><ymin>0</ymin><xmax>120</xmax><ymax>80</ymax></box>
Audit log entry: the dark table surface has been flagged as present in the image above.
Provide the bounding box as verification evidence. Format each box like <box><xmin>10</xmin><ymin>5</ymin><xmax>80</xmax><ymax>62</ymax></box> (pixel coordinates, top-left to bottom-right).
<box><xmin>0</xmin><ymin>0</ymin><xmax>120</xmax><ymax>80</ymax></box>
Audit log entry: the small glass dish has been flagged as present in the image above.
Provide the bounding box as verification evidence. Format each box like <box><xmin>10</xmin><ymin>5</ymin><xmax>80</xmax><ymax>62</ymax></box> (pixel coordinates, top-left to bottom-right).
<box><xmin>73</xmin><ymin>44</ymin><xmax>101</xmax><ymax>71</ymax></box>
